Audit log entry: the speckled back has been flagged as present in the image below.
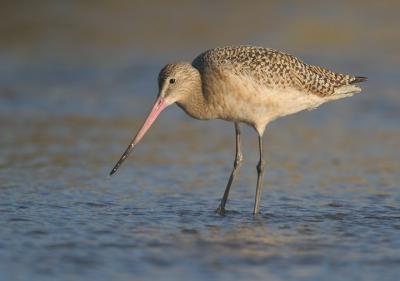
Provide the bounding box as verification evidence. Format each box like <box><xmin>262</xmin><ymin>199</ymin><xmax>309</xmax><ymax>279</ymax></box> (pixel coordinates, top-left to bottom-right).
<box><xmin>192</xmin><ymin>46</ymin><xmax>364</xmax><ymax>97</ymax></box>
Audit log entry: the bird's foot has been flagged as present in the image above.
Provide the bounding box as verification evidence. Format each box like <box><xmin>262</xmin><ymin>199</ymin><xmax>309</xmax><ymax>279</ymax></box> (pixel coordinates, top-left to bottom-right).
<box><xmin>215</xmin><ymin>205</ymin><xmax>226</xmax><ymax>216</ymax></box>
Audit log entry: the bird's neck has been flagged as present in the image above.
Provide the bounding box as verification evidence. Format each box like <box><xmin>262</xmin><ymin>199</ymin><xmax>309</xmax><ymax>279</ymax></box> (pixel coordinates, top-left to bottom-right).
<box><xmin>176</xmin><ymin>73</ymin><xmax>216</xmax><ymax>120</ymax></box>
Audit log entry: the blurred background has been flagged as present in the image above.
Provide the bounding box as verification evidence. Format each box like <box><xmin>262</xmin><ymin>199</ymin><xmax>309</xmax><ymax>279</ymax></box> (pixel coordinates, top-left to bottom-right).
<box><xmin>0</xmin><ymin>1</ymin><xmax>399</xmax><ymax>281</ymax></box>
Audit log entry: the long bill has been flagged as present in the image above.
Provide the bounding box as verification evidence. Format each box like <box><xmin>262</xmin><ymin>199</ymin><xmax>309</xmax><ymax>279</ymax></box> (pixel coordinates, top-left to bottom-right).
<box><xmin>109</xmin><ymin>96</ymin><xmax>168</xmax><ymax>176</ymax></box>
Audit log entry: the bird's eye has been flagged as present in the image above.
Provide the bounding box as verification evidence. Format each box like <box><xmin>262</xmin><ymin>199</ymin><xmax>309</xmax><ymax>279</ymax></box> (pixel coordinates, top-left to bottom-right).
<box><xmin>169</xmin><ymin>78</ymin><xmax>176</xmax><ymax>84</ymax></box>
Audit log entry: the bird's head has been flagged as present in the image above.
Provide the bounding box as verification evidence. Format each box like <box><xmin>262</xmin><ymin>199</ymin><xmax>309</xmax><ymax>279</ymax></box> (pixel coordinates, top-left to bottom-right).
<box><xmin>109</xmin><ymin>62</ymin><xmax>199</xmax><ymax>176</ymax></box>
<box><xmin>157</xmin><ymin>62</ymin><xmax>200</xmax><ymax>105</ymax></box>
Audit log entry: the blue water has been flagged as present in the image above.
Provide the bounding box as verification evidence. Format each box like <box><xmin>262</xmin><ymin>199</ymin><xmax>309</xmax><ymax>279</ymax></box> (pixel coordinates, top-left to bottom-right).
<box><xmin>1</xmin><ymin>2</ymin><xmax>400</xmax><ymax>281</ymax></box>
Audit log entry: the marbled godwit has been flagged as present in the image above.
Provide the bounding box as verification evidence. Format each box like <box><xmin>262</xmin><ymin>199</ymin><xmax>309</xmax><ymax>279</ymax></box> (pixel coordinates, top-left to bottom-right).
<box><xmin>110</xmin><ymin>46</ymin><xmax>366</xmax><ymax>215</ymax></box>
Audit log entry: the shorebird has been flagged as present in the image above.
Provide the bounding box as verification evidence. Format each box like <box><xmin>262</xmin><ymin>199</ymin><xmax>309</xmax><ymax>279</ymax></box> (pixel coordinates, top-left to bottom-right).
<box><xmin>110</xmin><ymin>46</ymin><xmax>366</xmax><ymax>215</ymax></box>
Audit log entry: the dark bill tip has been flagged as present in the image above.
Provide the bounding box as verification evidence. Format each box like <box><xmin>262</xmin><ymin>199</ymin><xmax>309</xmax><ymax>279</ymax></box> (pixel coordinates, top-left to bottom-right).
<box><xmin>109</xmin><ymin>150</ymin><xmax>130</xmax><ymax>176</ymax></box>
<box><xmin>109</xmin><ymin>167</ymin><xmax>118</xmax><ymax>176</ymax></box>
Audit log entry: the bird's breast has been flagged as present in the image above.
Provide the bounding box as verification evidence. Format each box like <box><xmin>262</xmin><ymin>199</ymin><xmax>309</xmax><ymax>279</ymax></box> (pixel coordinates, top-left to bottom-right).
<box><xmin>202</xmin><ymin>69</ymin><xmax>326</xmax><ymax>129</ymax></box>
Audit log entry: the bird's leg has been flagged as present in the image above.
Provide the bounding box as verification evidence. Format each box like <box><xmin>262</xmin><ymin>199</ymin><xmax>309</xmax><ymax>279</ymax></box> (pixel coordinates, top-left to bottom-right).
<box><xmin>216</xmin><ymin>123</ymin><xmax>243</xmax><ymax>215</ymax></box>
<box><xmin>253</xmin><ymin>134</ymin><xmax>265</xmax><ymax>215</ymax></box>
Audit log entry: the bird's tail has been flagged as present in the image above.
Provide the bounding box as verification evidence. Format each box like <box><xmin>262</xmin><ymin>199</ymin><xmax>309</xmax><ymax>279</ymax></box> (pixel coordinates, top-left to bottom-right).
<box><xmin>350</xmin><ymin>76</ymin><xmax>368</xmax><ymax>84</ymax></box>
<box><xmin>334</xmin><ymin>77</ymin><xmax>364</xmax><ymax>96</ymax></box>
<box><xmin>334</xmin><ymin>75</ymin><xmax>367</xmax><ymax>96</ymax></box>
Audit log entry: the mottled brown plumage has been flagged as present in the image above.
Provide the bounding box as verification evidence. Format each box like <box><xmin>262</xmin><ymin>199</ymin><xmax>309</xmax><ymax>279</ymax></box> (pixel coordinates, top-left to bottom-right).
<box><xmin>192</xmin><ymin>46</ymin><xmax>366</xmax><ymax>97</ymax></box>
<box><xmin>110</xmin><ymin>45</ymin><xmax>366</xmax><ymax>215</ymax></box>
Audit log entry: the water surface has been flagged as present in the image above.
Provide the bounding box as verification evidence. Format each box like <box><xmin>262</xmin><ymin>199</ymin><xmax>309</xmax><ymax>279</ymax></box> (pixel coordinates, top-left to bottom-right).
<box><xmin>1</xmin><ymin>1</ymin><xmax>400</xmax><ymax>281</ymax></box>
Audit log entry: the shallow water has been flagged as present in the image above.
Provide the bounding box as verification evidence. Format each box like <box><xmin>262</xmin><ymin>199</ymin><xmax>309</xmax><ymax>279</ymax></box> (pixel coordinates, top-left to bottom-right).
<box><xmin>1</xmin><ymin>1</ymin><xmax>400</xmax><ymax>281</ymax></box>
